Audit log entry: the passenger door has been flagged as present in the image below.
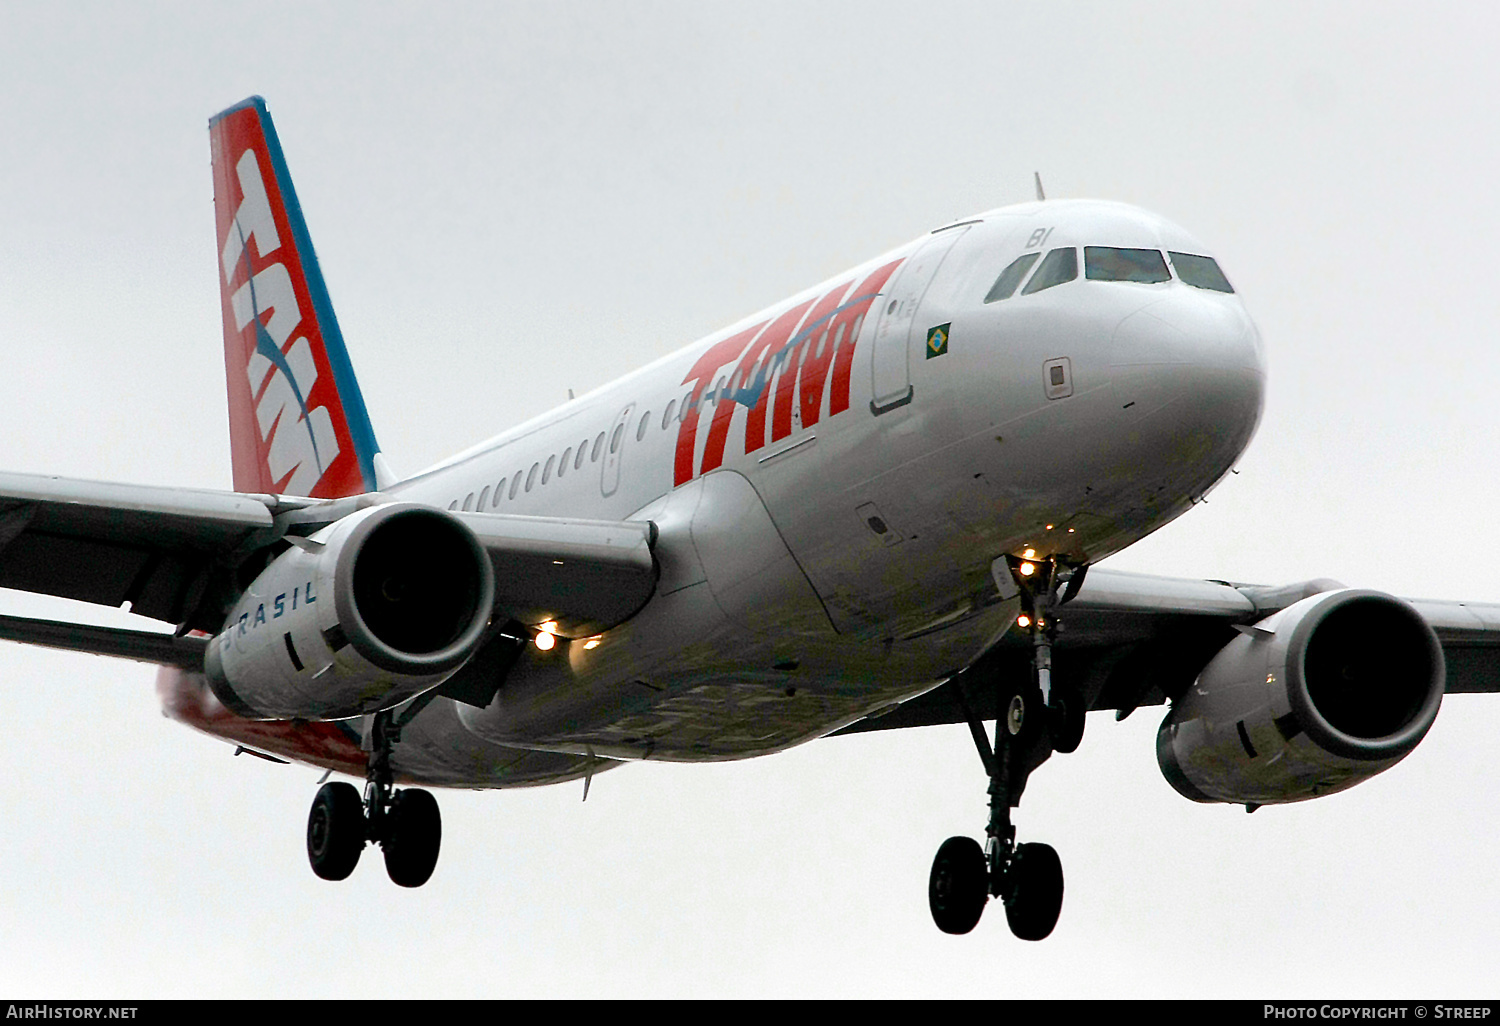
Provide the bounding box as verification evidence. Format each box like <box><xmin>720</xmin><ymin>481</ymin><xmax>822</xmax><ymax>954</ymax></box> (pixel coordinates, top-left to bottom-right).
<box><xmin>868</xmin><ymin>225</ymin><xmax>971</xmax><ymax>414</ymax></box>
<box><xmin>600</xmin><ymin>402</ymin><xmax>635</xmax><ymax>498</ymax></box>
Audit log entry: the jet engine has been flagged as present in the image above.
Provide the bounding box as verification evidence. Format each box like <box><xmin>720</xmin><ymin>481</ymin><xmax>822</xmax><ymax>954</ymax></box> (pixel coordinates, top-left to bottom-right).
<box><xmin>205</xmin><ymin>502</ymin><xmax>494</xmax><ymax>720</ymax></box>
<box><xmin>1157</xmin><ymin>589</ymin><xmax>1443</xmax><ymax>806</ymax></box>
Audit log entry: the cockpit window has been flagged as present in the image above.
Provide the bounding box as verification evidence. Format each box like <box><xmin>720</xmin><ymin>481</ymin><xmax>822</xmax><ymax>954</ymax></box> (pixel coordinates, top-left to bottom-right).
<box><xmin>983</xmin><ymin>252</ymin><xmax>1040</xmax><ymax>303</ymax></box>
<box><xmin>1020</xmin><ymin>247</ymin><xmax>1078</xmax><ymax>295</ymax></box>
<box><xmin>1169</xmin><ymin>252</ymin><xmax>1235</xmax><ymax>293</ymax></box>
<box><xmin>1085</xmin><ymin>247</ymin><xmax>1170</xmax><ymax>284</ymax></box>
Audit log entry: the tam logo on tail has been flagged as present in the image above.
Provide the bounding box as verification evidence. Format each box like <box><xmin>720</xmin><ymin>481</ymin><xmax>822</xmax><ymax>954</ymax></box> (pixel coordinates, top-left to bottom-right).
<box><xmin>210</xmin><ymin>97</ymin><xmax>381</xmax><ymax>499</ymax></box>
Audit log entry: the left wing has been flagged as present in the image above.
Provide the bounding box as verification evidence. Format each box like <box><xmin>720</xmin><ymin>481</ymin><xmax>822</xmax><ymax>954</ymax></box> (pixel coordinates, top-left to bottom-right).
<box><xmin>0</xmin><ymin>470</ymin><xmax>657</xmax><ymax>669</ymax></box>
<box><xmin>0</xmin><ymin>469</ymin><xmax>284</xmax><ymax>626</ymax></box>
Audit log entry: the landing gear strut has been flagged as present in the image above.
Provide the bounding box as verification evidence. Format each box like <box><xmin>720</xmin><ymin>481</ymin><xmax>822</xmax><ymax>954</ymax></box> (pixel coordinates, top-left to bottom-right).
<box><xmin>305</xmin><ymin>708</ymin><xmax>442</xmax><ymax>887</ymax></box>
<box><xmin>927</xmin><ymin>554</ymin><xmax>1085</xmax><ymax>940</ymax></box>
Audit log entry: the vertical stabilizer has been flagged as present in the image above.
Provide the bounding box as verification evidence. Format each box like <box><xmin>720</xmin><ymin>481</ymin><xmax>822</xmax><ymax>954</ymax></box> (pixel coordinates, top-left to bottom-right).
<box><xmin>210</xmin><ymin>96</ymin><xmax>382</xmax><ymax>498</ymax></box>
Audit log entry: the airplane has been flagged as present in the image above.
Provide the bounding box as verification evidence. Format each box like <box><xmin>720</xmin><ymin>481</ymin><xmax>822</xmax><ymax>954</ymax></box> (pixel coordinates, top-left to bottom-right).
<box><xmin>1</xmin><ymin>95</ymin><xmax>1493</xmax><ymax>942</ymax></box>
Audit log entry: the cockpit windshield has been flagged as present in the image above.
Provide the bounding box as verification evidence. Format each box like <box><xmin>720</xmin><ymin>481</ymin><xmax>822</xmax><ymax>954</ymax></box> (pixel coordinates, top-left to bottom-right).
<box><xmin>981</xmin><ymin>243</ymin><xmax>1236</xmax><ymax>304</ymax></box>
<box><xmin>1084</xmin><ymin>246</ymin><xmax>1170</xmax><ymax>284</ymax></box>
<box><xmin>983</xmin><ymin>252</ymin><xmax>1040</xmax><ymax>303</ymax></box>
<box><xmin>1020</xmin><ymin>247</ymin><xmax>1077</xmax><ymax>295</ymax></box>
<box><xmin>1169</xmin><ymin>252</ymin><xmax>1235</xmax><ymax>293</ymax></box>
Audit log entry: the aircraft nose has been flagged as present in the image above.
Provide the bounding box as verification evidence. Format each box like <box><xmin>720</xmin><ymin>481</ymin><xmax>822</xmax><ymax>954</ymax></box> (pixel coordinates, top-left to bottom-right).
<box><xmin>1110</xmin><ymin>290</ymin><xmax>1266</xmax><ymax>472</ymax></box>
<box><xmin>1113</xmin><ymin>290</ymin><xmax>1263</xmax><ymax>373</ymax></box>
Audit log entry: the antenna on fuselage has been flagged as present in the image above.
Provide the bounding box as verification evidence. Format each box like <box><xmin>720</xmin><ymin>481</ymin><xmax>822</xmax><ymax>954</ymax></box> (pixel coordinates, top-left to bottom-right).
<box><xmin>1034</xmin><ymin>172</ymin><xmax>1046</xmax><ymax>202</ymax></box>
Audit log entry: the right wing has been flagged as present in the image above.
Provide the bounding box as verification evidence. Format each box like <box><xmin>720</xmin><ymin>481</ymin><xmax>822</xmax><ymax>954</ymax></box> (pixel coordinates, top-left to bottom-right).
<box><xmin>839</xmin><ymin>567</ymin><xmax>1500</xmax><ymax>735</ymax></box>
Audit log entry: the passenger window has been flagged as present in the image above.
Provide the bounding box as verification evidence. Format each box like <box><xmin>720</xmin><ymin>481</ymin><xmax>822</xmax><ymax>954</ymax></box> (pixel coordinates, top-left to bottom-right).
<box><xmin>525</xmin><ymin>463</ymin><xmax>538</xmax><ymax>492</ymax></box>
<box><xmin>448</xmin><ymin>500</ymin><xmax>458</xmax><ymax>510</ymax></box>
<box><xmin>591</xmin><ymin>432</ymin><xmax>605</xmax><ymax>461</ymax></box>
<box><xmin>1169</xmin><ymin>252</ymin><xmax>1235</xmax><ymax>293</ymax></box>
<box><xmin>610</xmin><ymin>423</ymin><xmax>625</xmax><ymax>455</ymax></box>
<box><xmin>542</xmin><ymin>455</ymin><xmax>555</xmax><ymax>484</ymax></box>
<box><xmin>681</xmin><ymin>390</ymin><xmax>694</xmax><ymax>418</ymax></box>
<box><xmin>462</xmin><ymin>493</ymin><xmax>474</xmax><ymax>511</ymax></box>
<box><xmin>1085</xmin><ymin>247</ymin><xmax>1170</xmax><ymax>284</ymax></box>
<box><xmin>495</xmin><ymin>479</ymin><xmax>506</xmax><ymax>505</ymax></box>
<box><xmin>1021</xmin><ymin>248</ymin><xmax>1078</xmax><ymax>295</ymax></box>
<box><xmin>984</xmin><ymin>253</ymin><xmax>1041</xmax><ymax>303</ymax></box>
<box><xmin>575</xmin><ymin>443</ymin><xmax>587</xmax><ymax>470</ymax></box>
<box><xmin>510</xmin><ymin>472</ymin><xmax>522</xmax><ymax>500</ymax></box>
<box><xmin>637</xmin><ymin>412</ymin><xmax>651</xmax><ymax>442</ymax></box>
<box><xmin>560</xmin><ymin>447</ymin><xmax>572</xmax><ymax>476</ymax></box>
<box><xmin>478</xmin><ymin>486</ymin><xmax>490</xmax><ymax>509</ymax></box>
<box><xmin>663</xmin><ymin>400</ymin><xmax>676</xmax><ymax>429</ymax></box>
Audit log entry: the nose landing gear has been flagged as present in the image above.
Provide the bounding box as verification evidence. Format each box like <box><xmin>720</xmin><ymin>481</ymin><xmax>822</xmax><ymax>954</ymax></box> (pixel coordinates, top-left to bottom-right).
<box><xmin>305</xmin><ymin>708</ymin><xmax>442</xmax><ymax>887</ymax></box>
<box><xmin>927</xmin><ymin>555</ymin><xmax>1084</xmax><ymax>940</ymax></box>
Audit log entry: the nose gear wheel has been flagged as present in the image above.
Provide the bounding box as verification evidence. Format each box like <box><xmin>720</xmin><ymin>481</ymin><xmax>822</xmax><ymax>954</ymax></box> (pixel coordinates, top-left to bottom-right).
<box><xmin>925</xmin><ymin>555</ymin><xmax>1084</xmax><ymax>940</ymax></box>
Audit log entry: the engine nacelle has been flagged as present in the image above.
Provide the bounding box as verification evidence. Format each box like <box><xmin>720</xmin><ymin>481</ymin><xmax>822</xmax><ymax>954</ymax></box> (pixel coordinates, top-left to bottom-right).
<box><xmin>205</xmin><ymin>503</ymin><xmax>494</xmax><ymax>720</ymax></box>
<box><xmin>1157</xmin><ymin>589</ymin><xmax>1444</xmax><ymax>806</ymax></box>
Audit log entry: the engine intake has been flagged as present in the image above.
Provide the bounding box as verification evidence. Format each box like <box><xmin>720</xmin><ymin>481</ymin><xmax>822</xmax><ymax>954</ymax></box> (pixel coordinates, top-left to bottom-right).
<box><xmin>206</xmin><ymin>503</ymin><xmax>494</xmax><ymax>720</ymax></box>
<box><xmin>1158</xmin><ymin>589</ymin><xmax>1444</xmax><ymax>806</ymax></box>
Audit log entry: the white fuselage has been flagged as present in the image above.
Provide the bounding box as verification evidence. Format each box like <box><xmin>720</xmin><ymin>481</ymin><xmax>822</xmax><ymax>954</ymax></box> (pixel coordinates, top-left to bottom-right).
<box><xmin>164</xmin><ymin>198</ymin><xmax>1265</xmax><ymax>785</ymax></box>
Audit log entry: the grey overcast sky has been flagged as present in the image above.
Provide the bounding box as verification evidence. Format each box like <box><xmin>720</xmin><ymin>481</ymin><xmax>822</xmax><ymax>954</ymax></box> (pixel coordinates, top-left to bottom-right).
<box><xmin>2</xmin><ymin>1</ymin><xmax>1498</xmax><ymax>998</ymax></box>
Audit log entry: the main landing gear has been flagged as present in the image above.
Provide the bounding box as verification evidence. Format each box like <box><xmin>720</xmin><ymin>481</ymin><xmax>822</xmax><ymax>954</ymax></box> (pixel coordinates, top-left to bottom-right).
<box><xmin>306</xmin><ymin>708</ymin><xmax>442</xmax><ymax>887</ymax></box>
<box><xmin>928</xmin><ymin>555</ymin><xmax>1086</xmax><ymax>940</ymax></box>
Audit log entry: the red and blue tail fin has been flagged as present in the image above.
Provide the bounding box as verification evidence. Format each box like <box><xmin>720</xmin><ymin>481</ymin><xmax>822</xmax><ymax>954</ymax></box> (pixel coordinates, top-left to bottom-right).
<box><xmin>210</xmin><ymin>96</ymin><xmax>383</xmax><ymax>499</ymax></box>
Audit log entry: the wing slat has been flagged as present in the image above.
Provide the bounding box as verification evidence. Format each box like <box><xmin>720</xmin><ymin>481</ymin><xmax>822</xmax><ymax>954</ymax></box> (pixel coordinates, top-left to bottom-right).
<box><xmin>455</xmin><ymin>511</ymin><xmax>658</xmax><ymax>637</ymax></box>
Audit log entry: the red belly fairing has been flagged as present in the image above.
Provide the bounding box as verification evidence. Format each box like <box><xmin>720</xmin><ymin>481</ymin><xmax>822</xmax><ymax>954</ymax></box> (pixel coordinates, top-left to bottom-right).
<box><xmin>155</xmin><ymin>665</ymin><xmax>617</xmax><ymax>789</ymax></box>
<box><xmin>156</xmin><ymin>665</ymin><xmax>368</xmax><ymax>777</ymax></box>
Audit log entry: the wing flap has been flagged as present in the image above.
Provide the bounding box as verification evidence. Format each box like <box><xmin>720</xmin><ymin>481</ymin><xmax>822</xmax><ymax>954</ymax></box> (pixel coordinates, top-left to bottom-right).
<box><xmin>0</xmin><ymin>612</ymin><xmax>208</xmax><ymax>669</ymax></box>
<box><xmin>1406</xmin><ymin>598</ymin><xmax>1500</xmax><ymax>694</ymax></box>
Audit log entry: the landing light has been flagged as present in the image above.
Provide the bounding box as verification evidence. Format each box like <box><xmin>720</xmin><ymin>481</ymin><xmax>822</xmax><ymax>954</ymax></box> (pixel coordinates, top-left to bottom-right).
<box><xmin>534</xmin><ymin>631</ymin><xmax>556</xmax><ymax>652</ymax></box>
<box><xmin>1019</xmin><ymin>561</ymin><xmax>1036</xmax><ymax>577</ymax></box>
<box><xmin>1017</xmin><ymin>614</ymin><xmax>1032</xmax><ymax>628</ymax></box>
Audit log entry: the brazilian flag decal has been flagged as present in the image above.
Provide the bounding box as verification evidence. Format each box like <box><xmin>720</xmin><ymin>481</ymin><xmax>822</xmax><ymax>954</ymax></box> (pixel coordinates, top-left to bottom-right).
<box><xmin>926</xmin><ymin>322</ymin><xmax>951</xmax><ymax>359</ymax></box>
